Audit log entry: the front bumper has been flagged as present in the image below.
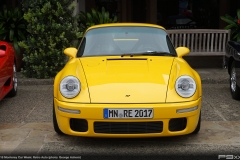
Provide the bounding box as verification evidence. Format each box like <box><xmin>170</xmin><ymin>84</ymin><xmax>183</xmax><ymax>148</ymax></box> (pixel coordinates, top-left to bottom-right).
<box><xmin>54</xmin><ymin>98</ymin><xmax>202</xmax><ymax>137</ymax></box>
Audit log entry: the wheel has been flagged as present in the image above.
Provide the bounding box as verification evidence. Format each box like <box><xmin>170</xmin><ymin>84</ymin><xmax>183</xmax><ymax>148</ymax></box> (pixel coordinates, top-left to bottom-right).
<box><xmin>7</xmin><ymin>62</ymin><xmax>17</xmax><ymax>97</ymax></box>
<box><xmin>53</xmin><ymin>102</ymin><xmax>64</xmax><ymax>135</ymax></box>
<box><xmin>192</xmin><ymin>112</ymin><xmax>201</xmax><ymax>134</ymax></box>
<box><xmin>230</xmin><ymin>61</ymin><xmax>240</xmax><ymax>100</ymax></box>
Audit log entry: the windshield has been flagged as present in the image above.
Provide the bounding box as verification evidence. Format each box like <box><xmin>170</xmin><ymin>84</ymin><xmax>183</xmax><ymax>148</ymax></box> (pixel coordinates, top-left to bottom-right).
<box><xmin>77</xmin><ymin>26</ymin><xmax>177</xmax><ymax>57</ymax></box>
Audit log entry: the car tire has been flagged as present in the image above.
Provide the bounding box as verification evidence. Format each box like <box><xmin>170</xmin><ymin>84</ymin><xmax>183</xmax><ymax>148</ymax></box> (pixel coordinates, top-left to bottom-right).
<box><xmin>230</xmin><ymin>61</ymin><xmax>240</xmax><ymax>100</ymax></box>
<box><xmin>192</xmin><ymin>112</ymin><xmax>201</xmax><ymax>134</ymax></box>
<box><xmin>53</xmin><ymin>102</ymin><xmax>64</xmax><ymax>135</ymax></box>
<box><xmin>7</xmin><ymin>62</ymin><xmax>17</xmax><ymax>97</ymax></box>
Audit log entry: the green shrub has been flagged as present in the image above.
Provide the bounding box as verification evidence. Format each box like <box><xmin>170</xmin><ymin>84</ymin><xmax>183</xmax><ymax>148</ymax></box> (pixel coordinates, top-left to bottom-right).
<box><xmin>220</xmin><ymin>9</ymin><xmax>240</xmax><ymax>42</ymax></box>
<box><xmin>0</xmin><ymin>6</ymin><xmax>27</xmax><ymax>55</ymax></box>
<box><xmin>78</xmin><ymin>7</ymin><xmax>118</xmax><ymax>32</ymax></box>
<box><xmin>19</xmin><ymin>0</ymin><xmax>82</xmax><ymax>78</ymax></box>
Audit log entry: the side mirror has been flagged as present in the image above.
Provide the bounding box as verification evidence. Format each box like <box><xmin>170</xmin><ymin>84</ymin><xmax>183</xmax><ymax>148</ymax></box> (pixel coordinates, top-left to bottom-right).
<box><xmin>0</xmin><ymin>49</ymin><xmax>6</xmax><ymax>57</ymax></box>
<box><xmin>176</xmin><ymin>47</ymin><xmax>190</xmax><ymax>58</ymax></box>
<box><xmin>64</xmin><ymin>47</ymin><xmax>77</xmax><ymax>58</ymax></box>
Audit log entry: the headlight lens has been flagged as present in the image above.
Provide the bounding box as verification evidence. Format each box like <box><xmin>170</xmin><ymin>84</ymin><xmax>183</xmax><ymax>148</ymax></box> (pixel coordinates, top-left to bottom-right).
<box><xmin>60</xmin><ymin>76</ymin><xmax>80</xmax><ymax>98</ymax></box>
<box><xmin>175</xmin><ymin>75</ymin><xmax>196</xmax><ymax>98</ymax></box>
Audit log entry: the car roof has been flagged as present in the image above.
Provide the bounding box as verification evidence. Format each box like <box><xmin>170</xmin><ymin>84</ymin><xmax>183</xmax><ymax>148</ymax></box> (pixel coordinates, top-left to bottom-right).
<box><xmin>87</xmin><ymin>23</ymin><xmax>166</xmax><ymax>31</ymax></box>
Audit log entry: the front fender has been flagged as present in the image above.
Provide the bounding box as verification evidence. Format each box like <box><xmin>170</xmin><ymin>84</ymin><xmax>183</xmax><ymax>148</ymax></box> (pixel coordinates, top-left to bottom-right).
<box><xmin>166</xmin><ymin>57</ymin><xmax>202</xmax><ymax>103</ymax></box>
<box><xmin>54</xmin><ymin>58</ymin><xmax>90</xmax><ymax>103</ymax></box>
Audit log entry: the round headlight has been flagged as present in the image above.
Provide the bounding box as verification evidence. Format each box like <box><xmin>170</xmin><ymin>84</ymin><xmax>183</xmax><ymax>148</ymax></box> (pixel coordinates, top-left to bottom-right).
<box><xmin>175</xmin><ymin>75</ymin><xmax>196</xmax><ymax>98</ymax></box>
<box><xmin>60</xmin><ymin>76</ymin><xmax>80</xmax><ymax>98</ymax></box>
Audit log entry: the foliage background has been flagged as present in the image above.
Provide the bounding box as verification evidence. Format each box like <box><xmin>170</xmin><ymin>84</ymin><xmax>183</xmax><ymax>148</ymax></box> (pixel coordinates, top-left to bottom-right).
<box><xmin>20</xmin><ymin>0</ymin><xmax>81</xmax><ymax>78</ymax></box>
<box><xmin>0</xmin><ymin>6</ymin><xmax>27</xmax><ymax>55</ymax></box>
<box><xmin>78</xmin><ymin>7</ymin><xmax>118</xmax><ymax>32</ymax></box>
<box><xmin>220</xmin><ymin>9</ymin><xmax>240</xmax><ymax>42</ymax></box>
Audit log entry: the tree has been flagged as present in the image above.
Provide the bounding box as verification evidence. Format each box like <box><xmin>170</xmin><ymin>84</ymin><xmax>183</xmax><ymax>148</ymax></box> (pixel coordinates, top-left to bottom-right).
<box><xmin>20</xmin><ymin>0</ymin><xmax>81</xmax><ymax>78</ymax></box>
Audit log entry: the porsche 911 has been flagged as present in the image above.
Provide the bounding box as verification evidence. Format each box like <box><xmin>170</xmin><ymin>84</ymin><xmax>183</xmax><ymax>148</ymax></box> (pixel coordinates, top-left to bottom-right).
<box><xmin>53</xmin><ymin>23</ymin><xmax>202</xmax><ymax>137</ymax></box>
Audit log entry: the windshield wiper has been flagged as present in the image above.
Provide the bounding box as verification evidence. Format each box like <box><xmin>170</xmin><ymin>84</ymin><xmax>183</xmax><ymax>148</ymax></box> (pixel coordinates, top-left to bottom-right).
<box><xmin>121</xmin><ymin>51</ymin><xmax>174</xmax><ymax>57</ymax></box>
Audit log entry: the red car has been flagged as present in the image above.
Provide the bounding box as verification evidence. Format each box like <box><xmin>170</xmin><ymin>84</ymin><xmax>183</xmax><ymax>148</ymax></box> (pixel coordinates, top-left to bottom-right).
<box><xmin>0</xmin><ymin>41</ymin><xmax>17</xmax><ymax>101</ymax></box>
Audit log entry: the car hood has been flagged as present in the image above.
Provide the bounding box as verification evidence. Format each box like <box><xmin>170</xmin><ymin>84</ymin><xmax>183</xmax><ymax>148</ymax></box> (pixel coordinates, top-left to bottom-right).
<box><xmin>80</xmin><ymin>56</ymin><xmax>174</xmax><ymax>103</ymax></box>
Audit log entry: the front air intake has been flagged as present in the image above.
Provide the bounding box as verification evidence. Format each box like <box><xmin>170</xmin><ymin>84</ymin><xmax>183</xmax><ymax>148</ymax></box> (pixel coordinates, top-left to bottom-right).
<box><xmin>94</xmin><ymin>121</ymin><xmax>163</xmax><ymax>134</ymax></box>
<box><xmin>70</xmin><ymin>119</ymin><xmax>88</xmax><ymax>132</ymax></box>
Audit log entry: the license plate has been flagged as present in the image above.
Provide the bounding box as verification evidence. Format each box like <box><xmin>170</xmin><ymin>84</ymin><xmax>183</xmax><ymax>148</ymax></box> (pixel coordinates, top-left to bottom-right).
<box><xmin>103</xmin><ymin>108</ymin><xmax>153</xmax><ymax>119</ymax></box>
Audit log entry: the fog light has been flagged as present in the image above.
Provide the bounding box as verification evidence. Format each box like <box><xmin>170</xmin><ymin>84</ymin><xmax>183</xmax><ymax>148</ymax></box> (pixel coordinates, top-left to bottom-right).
<box><xmin>177</xmin><ymin>106</ymin><xmax>198</xmax><ymax>113</ymax></box>
<box><xmin>58</xmin><ymin>106</ymin><xmax>80</xmax><ymax>114</ymax></box>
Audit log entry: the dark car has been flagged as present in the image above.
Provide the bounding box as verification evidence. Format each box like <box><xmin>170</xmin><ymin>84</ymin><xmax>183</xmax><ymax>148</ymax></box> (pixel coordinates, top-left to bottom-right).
<box><xmin>224</xmin><ymin>41</ymin><xmax>240</xmax><ymax>100</ymax></box>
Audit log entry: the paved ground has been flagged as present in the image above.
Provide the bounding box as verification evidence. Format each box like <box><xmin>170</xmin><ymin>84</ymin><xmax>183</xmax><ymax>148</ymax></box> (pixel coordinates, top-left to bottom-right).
<box><xmin>0</xmin><ymin>68</ymin><xmax>240</xmax><ymax>160</ymax></box>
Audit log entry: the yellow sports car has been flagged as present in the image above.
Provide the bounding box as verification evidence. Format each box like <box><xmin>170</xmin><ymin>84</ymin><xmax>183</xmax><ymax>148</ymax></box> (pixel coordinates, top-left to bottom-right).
<box><xmin>53</xmin><ymin>23</ymin><xmax>202</xmax><ymax>137</ymax></box>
